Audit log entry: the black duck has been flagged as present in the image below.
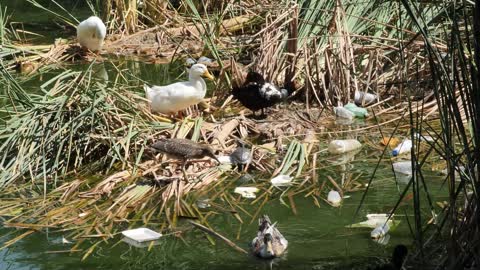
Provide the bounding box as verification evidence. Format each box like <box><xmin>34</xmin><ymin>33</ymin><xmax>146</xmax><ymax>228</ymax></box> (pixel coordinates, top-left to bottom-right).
<box><xmin>232</xmin><ymin>71</ymin><xmax>289</xmax><ymax>117</ymax></box>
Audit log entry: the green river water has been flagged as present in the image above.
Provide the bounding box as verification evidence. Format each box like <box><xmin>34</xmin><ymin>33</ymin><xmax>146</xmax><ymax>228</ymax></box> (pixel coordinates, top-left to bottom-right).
<box><xmin>0</xmin><ymin>1</ymin><xmax>448</xmax><ymax>269</ymax></box>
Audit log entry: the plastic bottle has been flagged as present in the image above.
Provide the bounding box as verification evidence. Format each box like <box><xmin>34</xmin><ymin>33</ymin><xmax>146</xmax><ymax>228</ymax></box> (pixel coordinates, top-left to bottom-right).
<box><xmin>392</xmin><ymin>161</ymin><xmax>412</xmax><ymax>175</ymax></box>
<box><xmin>354</xmin><ymin>91</ymin><xmax>377</xmax><ymax>105</ymax></box>
<box><xmin>328</xmin><ymin>139</ymin><xmax>362</xmax><ymax>154</ymax></box>
<box><xmin>344</xmin><ymin>103</ymin><xmax>369</xmax><ymax>118</ymax></box>
<box><xmin>413</xmin><ymin>132</ymin><xmax>434</xmax><ymax>142</ymax></box>
<box><xmin>371</xmin><ymin>223</ymin><xmax>390</xmax><ymax>239</ymax></box>
<box><xmin>334</xmin><ymin>106</ymin><xmax>355</xmax><ymax>120</ymax></box>
<box><xmin>327</xmin><ymin>190</ymin><xmax>342</xmax><ymax>206</ymax></box>
<box><xmin>392</xmin><ymin>139</ymin><xmax>412</xmax><ymax>156</ymax></box>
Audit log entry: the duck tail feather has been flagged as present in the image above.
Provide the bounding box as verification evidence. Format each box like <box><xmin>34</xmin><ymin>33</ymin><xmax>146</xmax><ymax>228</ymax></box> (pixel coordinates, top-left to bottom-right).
<box><xmin>259</xmin><ymin>214</ymin><xmax>272</xmax><ymax>226</ymax></box>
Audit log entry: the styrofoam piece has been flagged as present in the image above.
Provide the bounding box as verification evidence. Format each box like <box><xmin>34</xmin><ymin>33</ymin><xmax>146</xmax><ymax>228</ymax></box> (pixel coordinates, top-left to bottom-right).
<box><xmin>271</xmin><ymin>175</ymin><xmax>293</xmax><ymax>186</ymax></box>
<box><xmin>234</xmin><ymin>187</ymin><xmax>259</xmax><ymax>199</ymax></box>
<box><xmin>121</xmin><ymin>228</ymin><xmax>162</xmax><ymax>242</ymax></box>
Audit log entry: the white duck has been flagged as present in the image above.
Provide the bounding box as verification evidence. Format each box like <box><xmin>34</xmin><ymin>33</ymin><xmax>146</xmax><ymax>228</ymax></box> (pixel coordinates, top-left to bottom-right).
<box><xmin>144</xmin><ymin>64</ymin><xmax>214</xmax><ymax>114</ymax></box>
<box><xmin>77</xmin><ymin>16</ymin><xmax>107</xmax><ymax>52</ymax></box>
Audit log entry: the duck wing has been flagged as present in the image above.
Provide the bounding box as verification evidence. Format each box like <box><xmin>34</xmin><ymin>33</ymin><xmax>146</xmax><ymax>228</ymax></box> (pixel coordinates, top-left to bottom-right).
<box><xmin>232</xmin><ymin>84</ymin><xmax>271</xmax><ymax>111</ymax></box>
<box><xmin>259</xmin><ymin>83</ymin><xmax>288</xmax><ymax>103</ymax></box>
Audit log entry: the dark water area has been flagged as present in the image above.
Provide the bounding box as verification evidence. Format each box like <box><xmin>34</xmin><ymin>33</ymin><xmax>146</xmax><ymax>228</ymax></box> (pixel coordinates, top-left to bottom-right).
<box><xmin>4</xmin><ymin>0</ymin><xmax>96</xmax><ymax>43</ymax></box>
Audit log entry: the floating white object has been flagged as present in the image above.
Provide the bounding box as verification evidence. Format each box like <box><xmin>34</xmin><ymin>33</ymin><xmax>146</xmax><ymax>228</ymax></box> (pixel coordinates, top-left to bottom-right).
<box><xmin>371</xmin><ymin>223</ymin><xmax>390</xmax><ymax>239</ymax></box>
<box><xmin>414</xmin><ymin>133</ymin><xmax>435</xmax><ymax>142</ymax></box>
<box><xmin>393</xmin><ymin>161</ymin><xmax>413</xmax><ymax>175</ymax></box>
<box><xmin>234</xmin><ymin>187</ymin><xmax>259</xmax><ymax>198</ymax></box>
<box><xmin>373</xmin><ymin>234</ymin><xmax>390</xmax><ymax>245</ymax></box>
<box><xmin>121</xmin><ymin>228</ymin><xmax>162</xmax><ymax>242</ymax></box>
<box><xmin>62</xmin><ymin>236</ymin><xmax>72</xmax><ymax>244</ymax></box>
<box><xmin>327</xmin><ymin>190</ymin><xmax>342</xmax><ymax>207</ymax></box>
<box><xmin>392</xmin><ymin>139</ymin><xmax>412</xmax><ymax>156</ymax></box>
<box><xmin>196</xmin><ymin>198</ymin><xmax>211</xmax><ymax>209</ymax></box>
<box><xmin>271</xmin><ymin>175</ymin><xmax>293</xmax><ymax>186</ymax></box>
<box><xmin>328</xmin><ymin>139</ymin><xmax>362</xmax><ymax>154</ymax></box>
<box><xmin>354</xmin><ymin>91</ymin><xmax>377</xmax><ymax>105</ymax></box>
<box><xmin>334</xmin><ymin>106</ymin><xmax>355</xmax><ymax>120</ymax></box>
<box><xmin>349</xmin><ymin>214</ymin><xmax>394</xmax><ymax>228</ymax></box>
<box><xmin>122</xmin><ymin>237</ymin><xmax>162</xmax><ymax>248</ymax></box>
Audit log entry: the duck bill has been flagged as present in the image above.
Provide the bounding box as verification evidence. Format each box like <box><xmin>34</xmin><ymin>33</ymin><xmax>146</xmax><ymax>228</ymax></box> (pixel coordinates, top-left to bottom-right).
<box><xmin>266</xmin><ymin>241</ymin><xmax>274</xmax><ymax>256</ymax></box>
<box><xmin>202</xmin><ymin>70</ymin><xmax>215</xmax><ymax>81</ymax></box>
<box><xmin>209</xmin><ymin>153</ymin><xmax>220</xmax><ymax>163</ymax></box>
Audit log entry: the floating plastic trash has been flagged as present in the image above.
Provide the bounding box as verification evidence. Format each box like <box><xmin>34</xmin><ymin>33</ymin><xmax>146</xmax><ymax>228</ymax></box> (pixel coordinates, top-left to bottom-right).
<box><xmin>62</xmin><ymin>236</ymin><xmax>72</xmax><ymax>244</ymax></box>
<box><xmin>348</xmin><ymin>214</ymin><xmax>397</xmax><ymax>229</ymax></box>
<box><xmin>354</xmin><ymin>91</ymin><xmax>377</xmax><ymax>105</ymax></box>
<box><xmin>327</xmin><ymin>190</ymin><xmax>342</xmax><ymax>207</ymax></box>
<box><xmin>196</xmin><ymin>198</ymin><xmax>211</xmax><ymax>209</ymax></box>
<box><xmin>392</xmin><ymin>139</ymin><xmax>412</xmax><ymax>156</ymax></box>
<box><xmin>271</xmin><ymin>175</ymin><xmax>293</xmax><ymax>186</ymax></box>
<box><xmin>234</xmin><ymin>187</ymin><xmax>259</xmax><ymax>199</ymax></box>
<box><xmin>328</xmin><ymin>139</ymin><xmax>362</xmax><ymax>154</ymax></box>
<box><xmin>122</xmin><ymin>228</ymin><xmax>162</xmax><ymax>243</ymax></box>
<box><xmin>380</xmin><ymin>137</ymin><xmax>400</xmax><ymax>148</ymax></box>
<box><xmin>344</xmin><ymin>103</ymin><xmax>369</xmax><ymax>118</ymax></box>
<box><xmin>122</xmin><ymin>237</ymin><xmax>162</xmax><ymax>248</ymax></box>
<box><xmin>371</xmin><ymin>223</ymin><xmax>390</xmax><ymax>239</ymax></box>
<box><xmin>373</xmin><ymin>234</ymin><xmax>390</xmax><ymax>245</ymax></box>
<box><xmin>334</xmin><ymin>106</ymin><xmax>355</xmax><ymax>120</ymax></box>
<box><xmin>393</xmin><ymin>161</ymin><xmax>412</xmax><ymax>175</ymax></box>
<box><xmin>414</xmin><ymin>132</ymin><xmax>434</xmax><ymax>142</ymax></box>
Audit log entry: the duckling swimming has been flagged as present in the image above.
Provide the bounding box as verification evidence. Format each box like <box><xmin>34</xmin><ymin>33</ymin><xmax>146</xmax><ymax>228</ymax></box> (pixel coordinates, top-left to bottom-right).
<box><xmin>144</xmin><ymin>64</ymin><xmax>214</xmax><ymax>115</ymax></box>
<box><xmin>77</xmin><ymin>16</ymin><xmax>106</xmax><ymax>52</ymax></box>
<box><xmin>232</xmin><ymin>71</ymin><xmax>289</xmax><ymax>117</ymax></box>
<box><xmin>251</xmin><ymin>215</ymin><xmax>288</xmax><ymax>259</ymax></box>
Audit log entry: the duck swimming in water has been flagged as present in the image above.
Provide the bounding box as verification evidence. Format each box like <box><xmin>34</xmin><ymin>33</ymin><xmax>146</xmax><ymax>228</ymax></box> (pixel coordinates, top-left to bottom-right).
<box><xmin>251</xmin><ymin>215</ymin><xmax>288</xmax><ymax>259</ymax></box>
<box><xmin>144</xmin><ymin>64</ymin><xmax>214</xmax><ymax>115</ymax></box>
<box><xmin>232</xmin><ymin>71</ymin><xmax>289</xmax><ymax>117</ymax></box>
<box><xmin>77</xmin><ymin>16</ymin><xmax>106</xmax><ymax>52</ymax></box>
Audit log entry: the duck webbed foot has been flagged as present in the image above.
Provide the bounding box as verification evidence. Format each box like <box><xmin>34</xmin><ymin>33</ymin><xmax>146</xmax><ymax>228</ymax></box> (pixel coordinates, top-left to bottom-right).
<box><xmin>251</xmin><ymin>109</ymin><xmax>267</xmax><ymax>120</ymax></box>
